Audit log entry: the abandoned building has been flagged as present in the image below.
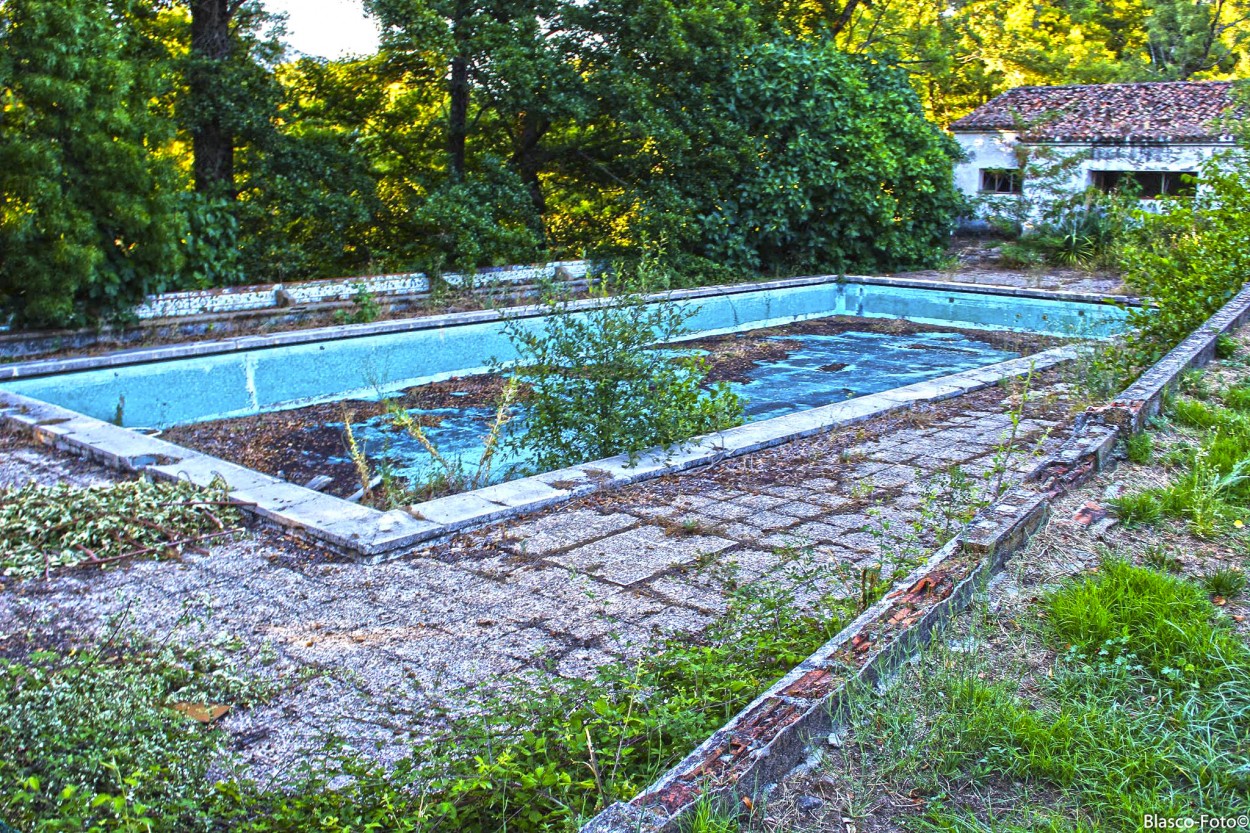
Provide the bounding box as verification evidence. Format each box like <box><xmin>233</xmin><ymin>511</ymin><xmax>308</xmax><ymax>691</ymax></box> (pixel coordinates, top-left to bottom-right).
<box><xmin>950</xmin><ymin>80</ymin><xmax>1241</xmax><ymax>220</ymax></box>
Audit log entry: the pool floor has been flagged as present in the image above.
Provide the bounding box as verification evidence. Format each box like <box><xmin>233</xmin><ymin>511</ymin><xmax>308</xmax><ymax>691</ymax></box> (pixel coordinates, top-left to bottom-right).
<box><xmin>252</xmin><ymin>324</ymin><xmax>1031</xmax><ymax>494</ymax></box>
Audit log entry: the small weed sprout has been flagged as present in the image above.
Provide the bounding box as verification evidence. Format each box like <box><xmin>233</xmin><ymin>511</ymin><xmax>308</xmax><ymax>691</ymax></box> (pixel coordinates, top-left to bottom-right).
<box><xmin>1204</xmin><ymin>567</ymin><xmax>1246</xmax><ymax>599</ymax></box>
<box><xmin>1125</xmin><ymin>431</ymin><xmax>1154</xmax><ymax>464</ymax></box>
<box><xmin>1216</xmin><ymin>333</ymin><xmax>1239</xmax><ymax>360</ymax></box>
<box><xmin>990</xmin><ymin>364</ymin><xmax>1034</xmax><ymax>498</ymax></box>
<box><xmin>333</xmin><ymin>282</ymin><xmax>382</xmax><ymax>325</ymax></box>
<box><xmin>1143</xmin><ymin>543</ymin><xmax>1184</xmax><ymax>573</ymax></box>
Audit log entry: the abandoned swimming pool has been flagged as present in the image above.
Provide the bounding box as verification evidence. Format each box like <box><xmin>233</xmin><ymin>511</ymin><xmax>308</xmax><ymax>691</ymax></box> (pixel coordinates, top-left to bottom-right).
<box><xmin>0</xmin><ymin>279</ymin><xmax>1125</xmax><ymax>429</ymax></box>
<box><xmin>0</xmin><ymin>277</ymin><xmax>1127</xmax><ymax>502</ymax></box>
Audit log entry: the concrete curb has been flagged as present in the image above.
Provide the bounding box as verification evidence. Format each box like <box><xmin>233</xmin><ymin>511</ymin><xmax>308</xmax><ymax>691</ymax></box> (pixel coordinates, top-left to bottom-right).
<box><xmin>578</xmin><ymin>284</ymin><xmax>1250</xmax><ymax>832</ymax></box>
<box><xmin>0</xmin><ymin>346</ymin><xmax>1076</xmax><ymax>562</ymax></box>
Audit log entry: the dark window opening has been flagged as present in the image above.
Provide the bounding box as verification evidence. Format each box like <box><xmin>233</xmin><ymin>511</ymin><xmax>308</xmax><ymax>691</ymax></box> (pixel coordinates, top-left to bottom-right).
<box><xmin>980</xmin><ymin>168</ymin><xmax>1022</xmax><ymax>194</ymax></box>
<box><xmin>1090</xmin><ymin>170</ymin><xmax>1196</xmax><ymax>199</ymax></box>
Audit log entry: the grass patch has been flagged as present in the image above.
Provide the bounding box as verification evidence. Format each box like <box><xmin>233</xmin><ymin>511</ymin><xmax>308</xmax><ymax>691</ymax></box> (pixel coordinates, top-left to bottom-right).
<box><xmin>1046</xmin><ymin>557</ymin><xmax>1247</xmax><ymax>689</ymax></box>
<box><xmin>1109</xmin><ymin>490</ymin><xmax>1162</xmax><ymax>526</ymax></box>
<box><xmin>1113</xmin><ymin>394</ymin><xmax>1250</xmax><ymax>536</ymax></box>
<box><xmin>819</xmin><ymin>559</ymin><xmax>1250</xmax><ymax>831</ymax></box>
<box><xmin>1205</xmin><ymin>567</ymin><xmax>1247</xmax><ymax>600</ymax></box>
<box><xmin>1125</xmin><ymin>431</ymin><xmax>1154</xmax><ymax>464</ymax></box>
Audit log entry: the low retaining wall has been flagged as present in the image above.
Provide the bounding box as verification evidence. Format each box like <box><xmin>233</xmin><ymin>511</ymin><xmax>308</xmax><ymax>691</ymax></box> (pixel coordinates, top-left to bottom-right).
<box><xmin>580</xmin><ymin>283</ymin><xmax>1250</xmax><ymax>832</ymax></box>
<box><xmin>132</xmin><ymin>261</ymin><xmax>590</xmax><ymax>319</ymax></box>
<box><xmin>0</xmin><ymin>261</ymin><xmax>590</xmax><ymax>361</ymax></box>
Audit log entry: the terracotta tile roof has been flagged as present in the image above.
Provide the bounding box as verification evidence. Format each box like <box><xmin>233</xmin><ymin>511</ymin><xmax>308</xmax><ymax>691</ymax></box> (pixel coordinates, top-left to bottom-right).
<box><xmin>949</xmin><ymin>81</ymin><xmax>1241</xmax><ymax>143</ymax></box>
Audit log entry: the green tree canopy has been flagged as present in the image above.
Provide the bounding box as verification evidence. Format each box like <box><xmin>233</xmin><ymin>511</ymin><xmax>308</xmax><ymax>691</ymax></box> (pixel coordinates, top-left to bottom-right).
<box><xmin>0</xmin><ymin>0</ymin><xmax>185</xmax><ymax>327</ymax></box>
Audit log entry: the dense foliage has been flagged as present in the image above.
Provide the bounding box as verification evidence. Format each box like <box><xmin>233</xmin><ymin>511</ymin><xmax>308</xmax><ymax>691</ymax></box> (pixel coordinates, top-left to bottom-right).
<box><xmin>0</xmin><ymin>0</ymin><xmax>185</xmax><ymax>326</ymax></box>
<box><xmin>504</xmin><ymin>276</ymin><xmax>744</xmax><ymax>470</ymax></box>
<box><xmin>7</xmin><ymin>0</ymin><xmax>1246</xmax><ymax>327</ymax></box>
<box><xmin>1120</xmin><ymin>155</ymin><xmax>1250</xmax><ymax>363</ymax></box>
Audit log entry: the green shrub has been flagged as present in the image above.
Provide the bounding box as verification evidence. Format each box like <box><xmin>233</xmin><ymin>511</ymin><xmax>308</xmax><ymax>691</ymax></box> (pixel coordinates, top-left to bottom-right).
<box><xmin>504</xmin><ymin>280</ymin><xmax>743</xmax><ymax>471</ymax></box>
<box><xmin>1121</xmin><ymin>157</ymin><xmax>1250</xmax><ymax>364</ymax></box>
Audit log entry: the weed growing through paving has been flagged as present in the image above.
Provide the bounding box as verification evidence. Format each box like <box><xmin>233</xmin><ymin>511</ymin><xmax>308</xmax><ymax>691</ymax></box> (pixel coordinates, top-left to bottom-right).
<box><xmin>401</xmin><ymin>576</ymin><xmax>865</xmax><ymax>831</ymax></box>
<box><xmin>865</xmin><ymin>464</ymin><xmax>987</xmax><ymax>596</ymax></box>
<box><xmin>989</xmin><ymin>365</ymin><xmax>1035</xmax><ymax>498</ymax></box>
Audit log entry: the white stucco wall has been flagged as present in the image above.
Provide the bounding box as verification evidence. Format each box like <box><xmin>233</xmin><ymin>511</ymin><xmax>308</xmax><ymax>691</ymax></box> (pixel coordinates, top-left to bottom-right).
<box><xmin>953</xmin><ymin>130</ymin><xmax>1238</xmax><ymax>222</ymax></box>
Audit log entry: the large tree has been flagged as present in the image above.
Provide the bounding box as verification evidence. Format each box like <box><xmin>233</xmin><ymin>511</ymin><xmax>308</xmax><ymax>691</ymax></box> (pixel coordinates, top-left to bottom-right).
<box><xmin>0</xmin><ymin>0</ymin><xmax>184</xmax><ymax>326</ymax></box>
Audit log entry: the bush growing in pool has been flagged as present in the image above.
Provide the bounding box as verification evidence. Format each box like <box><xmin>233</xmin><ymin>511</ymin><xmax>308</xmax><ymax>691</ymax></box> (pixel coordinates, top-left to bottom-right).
<box><xmin>503</xmin><ymin>274</ymin><xmax>744</xmax><ymax>470</ymax></box>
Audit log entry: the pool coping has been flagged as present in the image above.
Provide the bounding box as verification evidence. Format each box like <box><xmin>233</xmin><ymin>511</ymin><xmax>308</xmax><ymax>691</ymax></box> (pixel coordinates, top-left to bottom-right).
<box><xmin>0</xmin><ymin>273</ymin><xmax>1132</xmax><ymax>382</ymax></box>
<box><xmin>0</xmin><ymin>342</ymin><xmax>1078</xmax><ymax>561</ymax></box>
<box><xmin>580</xmin><ymin>283</ymin><xmax>1250</xmax><ymax>832</ymax></box>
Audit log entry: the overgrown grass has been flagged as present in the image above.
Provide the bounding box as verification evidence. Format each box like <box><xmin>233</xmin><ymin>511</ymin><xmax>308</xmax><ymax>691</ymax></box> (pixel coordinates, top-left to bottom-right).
<box><xmin>823</xmin><ymin>558</ymin><xmax>1250</xmax><ymax>831</ymax></box>
<box><xmin>1111</xmin><ymin>389</ymin><xmax>1250</xmax><ymax>536</ymax></box>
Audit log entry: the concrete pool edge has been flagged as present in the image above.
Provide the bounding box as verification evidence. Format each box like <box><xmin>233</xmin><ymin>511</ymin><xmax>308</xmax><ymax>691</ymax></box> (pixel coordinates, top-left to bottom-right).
<box><xmin>580</xmin><ymin>283</ymin><xmax>1250</xmax><ymax>833</ymax></box>
<box><xmin>0</xmin><ymin>274</ymin><xmax>1132</xmax><ymax>382</ymax></box>
<box><xmin>0</xmin><ymin>345</ymin><xmax>1077</xmax><ymax>561</ymax></box>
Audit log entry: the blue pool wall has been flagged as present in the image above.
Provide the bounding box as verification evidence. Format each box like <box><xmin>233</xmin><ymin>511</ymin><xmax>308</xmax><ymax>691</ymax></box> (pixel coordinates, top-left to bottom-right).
<box><xmin>0</xmin><ymin>281</ymin><xmax>1126</xmax><ymax>429</ymax></box>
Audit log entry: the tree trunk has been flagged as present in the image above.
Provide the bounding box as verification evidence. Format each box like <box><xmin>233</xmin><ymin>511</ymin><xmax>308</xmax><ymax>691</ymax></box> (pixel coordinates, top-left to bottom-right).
<box><xmin>512</xmin><ymin>111</ymin><xmax>548</xmax><ymax>240</ymax></box>
<box><xmin>448</xmin><ymin>1</ymin><xmax>470</xmax><ymax>180</ymax></box>
<box><xmin>189</xmin><ymin>0</ymin><xmax>235</xmax><ymax>195</ymax></box>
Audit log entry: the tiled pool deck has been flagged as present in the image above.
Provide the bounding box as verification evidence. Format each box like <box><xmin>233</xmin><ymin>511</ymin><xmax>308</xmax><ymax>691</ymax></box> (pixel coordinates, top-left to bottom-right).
<box><xmin>0</xmin><ymin>369</ymin><xmax>1072</xmax><ymax>781</ymax></box>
